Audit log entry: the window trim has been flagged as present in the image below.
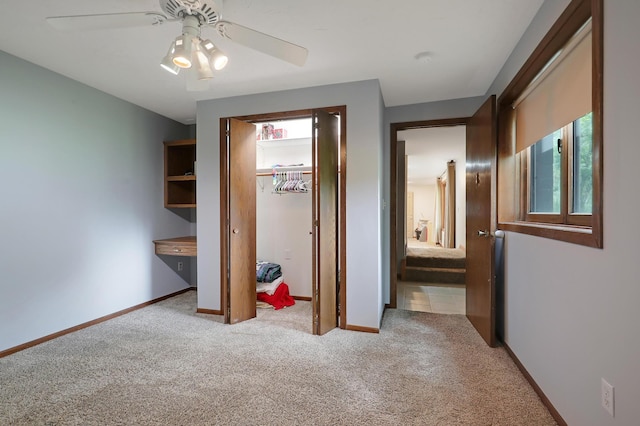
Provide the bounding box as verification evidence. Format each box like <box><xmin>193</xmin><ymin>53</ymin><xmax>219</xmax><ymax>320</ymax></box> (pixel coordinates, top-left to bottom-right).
<box><xmin>497</xmin><ymin>0</ymin><xmax>603</xmax><ymax>248</ymax></box>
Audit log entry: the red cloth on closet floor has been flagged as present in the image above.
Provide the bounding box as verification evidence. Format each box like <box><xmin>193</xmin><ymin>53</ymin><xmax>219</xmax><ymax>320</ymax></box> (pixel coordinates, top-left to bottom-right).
<box><xmin>257</xmin><ymin>282</ymin><xmax>295</xmax><ymax>310</ymax></box>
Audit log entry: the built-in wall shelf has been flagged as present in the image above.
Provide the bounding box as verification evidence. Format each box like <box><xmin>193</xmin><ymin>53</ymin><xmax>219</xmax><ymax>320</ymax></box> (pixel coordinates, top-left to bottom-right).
<box><xmin>164</xmin><ymin>139</ymin><xmax>196</xmax><ymax>208</ymax></box>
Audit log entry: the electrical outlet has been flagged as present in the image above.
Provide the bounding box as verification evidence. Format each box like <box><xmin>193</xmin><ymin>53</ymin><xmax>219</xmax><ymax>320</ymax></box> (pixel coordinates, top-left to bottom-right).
<box><xmin>601</xmin><ymin>378</ymin><xmax>614</xmax><ymax>417</ymax></box>
<box><xmin>177</xmin><ymin>261</ymin><xmax>184</xmax><ymax>272</ymax></box>
<box><xmin>284</xmin><ymin>249</ymin><xmax>291</xmax><ymax>260</ymax></box>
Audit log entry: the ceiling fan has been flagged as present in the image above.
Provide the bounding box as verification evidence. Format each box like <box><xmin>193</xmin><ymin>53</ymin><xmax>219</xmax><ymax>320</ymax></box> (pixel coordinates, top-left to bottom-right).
<box><xmin>46</xmin><ymin>0</ymin><xmax>308</xmax><ymax>83</ymax></box>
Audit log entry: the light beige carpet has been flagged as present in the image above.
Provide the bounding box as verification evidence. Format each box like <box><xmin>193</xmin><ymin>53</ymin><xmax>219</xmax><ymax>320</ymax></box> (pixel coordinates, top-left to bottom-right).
<box><xmin>406</xmin><ymin>246</ymin><xmax>466</xmax><ymax>259</ymax></box>
<box><xmin>0</xmin><ymin>291</ymin><xmax>556</xmax><ymax>425</ymax></box>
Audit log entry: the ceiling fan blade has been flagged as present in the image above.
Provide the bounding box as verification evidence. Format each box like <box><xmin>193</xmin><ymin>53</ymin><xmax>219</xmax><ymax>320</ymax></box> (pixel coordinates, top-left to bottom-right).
<box><xmin>215</xmin><ymin>21</ymin><xmax>308</xmax><ymax>66</ymax></box>
<box><xmin>46</xmin><ymin>12</ymin><xmax>168</xmax><ymax>31</ymax></box>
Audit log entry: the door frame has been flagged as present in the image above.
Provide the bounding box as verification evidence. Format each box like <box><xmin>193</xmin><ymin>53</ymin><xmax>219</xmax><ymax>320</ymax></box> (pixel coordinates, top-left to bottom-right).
<box><xmin>389</xmin><ymin>117</ymin><xmax>469</xmax><ymax>309</ymax></box>
<box><xmin>220</xmin><ymin>106</ymin><xmax>347</xmax><ymax>329</ymax></box>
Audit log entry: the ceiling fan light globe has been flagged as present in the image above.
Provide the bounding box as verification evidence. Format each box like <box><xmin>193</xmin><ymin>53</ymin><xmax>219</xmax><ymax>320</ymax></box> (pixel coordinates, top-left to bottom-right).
<box><xmin>201</xmin><ymin>39</ymin><xmax>216</xmax><ymax>52</ymax></box>
<box><xmin>194</xmin><ymin>47</ymin><xmax>214</xmax><ymax>80</ymax></box>
<box><xmin>173</xmin><ymin>56</ymin><xmax>192</xmax><ymax>68</ymax></box>
<box><xmin>196</xmin><ymin>67</ymin><xmax>214</xmax><ymax>80</ymax></box>
<box><xmin>160</xmin><ymin>41</ymin><xmax>181</xmax><ymax>74</ymax></box>
<box><xmin>161</xmin><ymin>62</ymin><xmax>181</xmax><ymax>75</ymax></box>
<box><xmin>172</xmin><ymin>35</ymin><xmax>193</xmax><ymax>68</ymax></box>
<box><xmin>211</xmin><ymin>52</ymin><xmax>228</xmax><ymax>70</ymax></box>
<box><xmin>200</xmin><ymin>39</ymin><xmax>228</xmax><ymax>71</ymax></box>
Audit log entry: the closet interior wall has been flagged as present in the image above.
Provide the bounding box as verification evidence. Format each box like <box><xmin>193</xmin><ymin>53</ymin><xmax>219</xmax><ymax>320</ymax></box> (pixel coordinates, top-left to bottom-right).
<box><xmin>256</xmin><ymin>120</ymin><xmax>313</xmax><ymax>299</ymax></box>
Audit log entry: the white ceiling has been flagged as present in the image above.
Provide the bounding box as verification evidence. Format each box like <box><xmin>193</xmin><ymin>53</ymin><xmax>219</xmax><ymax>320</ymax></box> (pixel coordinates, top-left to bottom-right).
<box><xmin>400</xmin><ymin>126</ymin><xmax>466</xmax><ymax>185</ymax></box>
<box><xmin>0</xmin><ymin>0</ymin><xmax>544</xmax><ymax>124</ymax></box>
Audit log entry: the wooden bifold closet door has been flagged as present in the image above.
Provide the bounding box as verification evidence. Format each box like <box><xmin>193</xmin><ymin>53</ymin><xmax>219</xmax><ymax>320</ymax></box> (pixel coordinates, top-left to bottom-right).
<box><xmin>223</xmin><ymin>118</ymin><xmax>257</xmax><ymax>324</ymax></box>
<box><xmin>312</xmin><ymin>110</ymin><xmax>339</xmax><ymax>335</ymax></box>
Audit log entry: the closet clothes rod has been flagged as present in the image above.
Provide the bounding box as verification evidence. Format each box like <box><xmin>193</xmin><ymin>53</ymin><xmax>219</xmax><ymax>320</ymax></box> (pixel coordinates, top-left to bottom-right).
<box><xmin>256</xmin><ymin>171</ymin><xmax>312</xmax><ymax>177</ymax></box>
<box><xmin>255</xmin><ymin>170</ymin><xmax>342</xmax><ymax>177</ymax></box>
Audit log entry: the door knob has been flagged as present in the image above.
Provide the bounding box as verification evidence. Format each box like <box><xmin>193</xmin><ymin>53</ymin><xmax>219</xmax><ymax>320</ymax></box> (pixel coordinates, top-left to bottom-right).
<box><xmin>477</xmin><ymin>230</ymin><xmax>505</xmax><ymax>239</ymax></box>
<box><xmin>233</xmin><ymin>228</ymin><xmax>239</xmax><ymax>234</ymax></box>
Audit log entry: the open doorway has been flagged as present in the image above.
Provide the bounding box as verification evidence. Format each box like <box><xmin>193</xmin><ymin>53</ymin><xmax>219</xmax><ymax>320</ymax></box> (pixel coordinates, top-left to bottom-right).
<box><xmin>401</xmin><ymin>126</ymin><xmax>466</xmax><ymax>251</ymax></box>
<box><xmin>390</xmin><ymin>119</ymin><xmax>467</xmax><ymax>314</ymax></box>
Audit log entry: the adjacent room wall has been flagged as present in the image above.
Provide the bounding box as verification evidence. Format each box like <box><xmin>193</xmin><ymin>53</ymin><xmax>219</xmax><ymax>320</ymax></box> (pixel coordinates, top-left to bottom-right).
<box><xmin>0</xmin><ymin>51</ymin><xmax>193</xmax><ymax>352</ymax></box>
<box><xmin>408</xmin><ymin>184</ymin><xmax>436</xmax><ymax>237</ymax></box>
<box><xmin>488</xmin><ymin>1</ymin><xmax>640</xmax><ymax>424</ymax></box>
<box><xmin>196</xmin><ymin>80</ymin><xmax>384</xmax><ymax>330</ymax></box>
<box><xmin>256</xmin><ymin>138</ymin><xmax>313</xmax><ymax>299</ymax></box>
<box><xmin>256</xmin><ymin>174</ymin><xmax>312</xmax><ymax>299</ymax></box>
<box><xmin>408</xmin><ymin>184</ymin><xmax>436</xmax><ymax>244</ymax></box>
<box><xmin>454</xmin><ymin>156</ymin><xmax>466</xmax><ymax>249</ymax></box>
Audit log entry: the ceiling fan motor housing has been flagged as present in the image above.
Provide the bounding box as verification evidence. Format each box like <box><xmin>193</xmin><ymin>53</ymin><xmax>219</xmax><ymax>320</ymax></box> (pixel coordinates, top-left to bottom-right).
<box><xmin>160</xmin><ymin>0</ymin><xmax>221</xmax><ymax>25</ymax></box>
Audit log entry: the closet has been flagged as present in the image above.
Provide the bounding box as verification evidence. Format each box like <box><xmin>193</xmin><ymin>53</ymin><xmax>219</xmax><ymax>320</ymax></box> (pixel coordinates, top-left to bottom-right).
<box><xmin>221</xmin><ymin>108</ymin><xmax>341</xmax><ymax>335</ymax></box>
<box><xmin>255</xmin><ymin>118</ymin><xmax>313</xmax><ymax>303</ymax></box>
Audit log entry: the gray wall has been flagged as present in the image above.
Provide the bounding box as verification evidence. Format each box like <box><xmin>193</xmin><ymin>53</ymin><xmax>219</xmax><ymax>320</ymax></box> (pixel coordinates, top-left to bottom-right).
<box><xmin>0</xmin><ymin>51</ymin><xmax>193</xmax><ymax>352</ymax></box>
<box><xmin>488</xmin><ymin>1</ymin><xmax>640</xmax><ymax>424</ymax></box>
<box><xmin>196</xmin><ymin>80</ymin><xmax>385</xmax><ymax>329</ymax></box>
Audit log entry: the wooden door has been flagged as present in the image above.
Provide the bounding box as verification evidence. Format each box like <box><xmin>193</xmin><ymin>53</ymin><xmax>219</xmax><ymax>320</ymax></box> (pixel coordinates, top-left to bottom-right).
<box><xmin>446</xmin><ymin>161</ymin><xmax>456</xmax><ymax>248</ymax></box>
<box><xmin>396</xmin><ymin>140</ymin><xmax>407</xmax><ymax>273</ymax></box>
<box><xmin>312</xmin><ymin>110</ymin><xmax>339</xmax><ymax>335</ymax></box>
<box><xmin>223</xmin><ymin>118</ymin><xmax>257</xmax><ymax>324</ymax></box>
<box><xmin>465</xmin><ymin>95</ymin><xmax>497</xmax><ymax>347</ymax></box>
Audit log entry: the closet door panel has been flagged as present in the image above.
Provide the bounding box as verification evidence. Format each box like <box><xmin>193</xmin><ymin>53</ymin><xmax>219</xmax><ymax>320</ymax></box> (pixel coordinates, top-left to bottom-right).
<box><xmin>227</xmin><ymin>118</ymin><xmax>257</xmax><ymax>324</ymax></box>
<box><xmin>312</xmin><ymin>110</ymin><xmax>339</xmax><ymax>335</ymax></box>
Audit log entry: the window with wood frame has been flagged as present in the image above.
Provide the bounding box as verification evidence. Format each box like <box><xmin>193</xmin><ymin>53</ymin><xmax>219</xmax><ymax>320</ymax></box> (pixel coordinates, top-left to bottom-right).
<box><xmin>497</xmin><ymin>0</ymin><xmax>603</xmax><ymax>248</ymax></box>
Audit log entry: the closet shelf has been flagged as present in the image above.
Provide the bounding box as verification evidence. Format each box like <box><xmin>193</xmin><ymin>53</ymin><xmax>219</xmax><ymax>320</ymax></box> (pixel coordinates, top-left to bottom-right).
<box><xmin>256</xmin><ymin>137</ymin><xmax>311</xmax><ymax>147</ymax></box>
